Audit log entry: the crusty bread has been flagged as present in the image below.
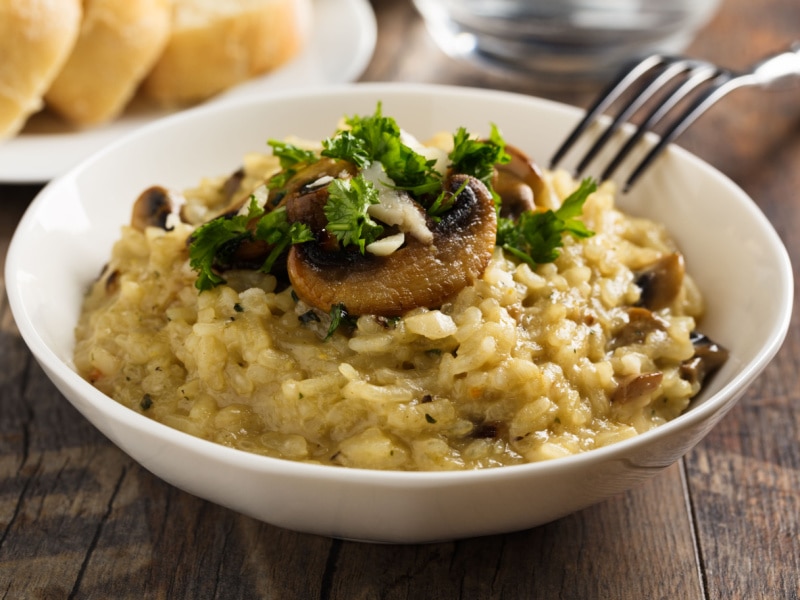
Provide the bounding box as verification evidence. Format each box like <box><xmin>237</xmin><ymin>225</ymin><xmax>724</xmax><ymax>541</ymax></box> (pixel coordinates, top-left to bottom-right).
<box><xmin>0</xmin><ymin>0</ymin><xmax>82</xmax><ymax>138</ymax></box>
<box><xmin>142</xmin><ymin>0</ymin><xmax>311</xmax><ymax>106</ymax></box>
<box><xmin>45</xmin><ymin>0</ymin><xmax>172</xmax><ymax>126</ymax></box>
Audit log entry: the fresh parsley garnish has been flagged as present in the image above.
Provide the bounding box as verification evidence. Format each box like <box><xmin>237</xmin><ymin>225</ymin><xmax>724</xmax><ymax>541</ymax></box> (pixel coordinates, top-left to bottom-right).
<box><xmin>321</xmin><ymin>130</ymin><xmax>370</xmax><ymax>169</ymax></box>
<box><xmin>496</xmin><ymin>178</ymin><xmax>597</xmax><ymax>266</ymax></box>
<box><xmin>448</xmin><ymin>124</ymin><xmax>510</xmax><ymax>188</ymax></box>
<box><xmin>267</xmin><ymin>140</ymin><xmax>319</xmax><ymax>189</ymax></box>
<box><xmin>428</xmin><ymin>178</ymin><xmax>469</xmax><ymax>219</ymax></box>
<box><xmin>189</xmin><ymin>197</ymin><xmax>265</xmax><ymax>290</ymax></box>
<box><xmin>254</xmin><ymin>206</ymin><xmax>315</xmax><ymax>272</ymax></box>
<box><xmin>323</xmin><ymin>103</ymin><xmax>441</xmax><ymax>196</ymax></box>
<box><xmin>323</xmin><ymin>176</ymin><xmax>383</xmax><ymax>253</ymax></box>
<box><xmin>189</xmin><ymin>105</ymin><xmax>592</xmax><ymax>298</ymax></box>
<box><xmin>188</xmin><ymin>197</ymin><xmax>312</xmax><ymax>291</ymax></box>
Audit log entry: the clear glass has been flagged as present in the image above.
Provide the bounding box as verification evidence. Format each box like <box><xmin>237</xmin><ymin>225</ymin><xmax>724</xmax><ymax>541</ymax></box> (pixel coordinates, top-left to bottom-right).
<box><xmin>412</xmin><ymin>0</ymin><xmax>721</xmax><ymax>87</ymax></box>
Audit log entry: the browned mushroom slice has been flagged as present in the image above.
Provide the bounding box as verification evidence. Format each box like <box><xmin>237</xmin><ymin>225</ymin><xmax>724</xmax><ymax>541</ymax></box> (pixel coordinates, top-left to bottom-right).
<box><xmin>287</xmin><ymin>174</ymin><xmax>497</xmax><ymax>317</ymax></box>
<box><xmin>610</xmin><ymin>306</ymin><xmax>668</xmax><ymax>349</ymax></box>
<box><xmin>222</xmin><ymin>167</ymin><xmax>246</xmax><ymax>203</ymax></box>
<box><xmin>611</xmin><ymin>372</ymin><xmax>664</xmax><ymax>404</ymax></box>
<box><xmin>271</xmin><ymin>157</ymin><xmax>357</xmax><ymax>208</ymax></box>
<box><xmin>131</xmin><ymin>186</ymin><xmax>179</xmax><ymax>231</ymax></box>
<box><xmin>285</xmin><ymin>184</ymin><xmax>331</xmax><ymax>235</ymax></box>
<box><xmin>213</xmin><ymin>158</ymin><xmax>359</xmax><ymax>221</ymax></box>
<box><xmin>104</xmin><ymin>268</ymin><xmax>120</xmax><ymax>295</ymax></box>
<box><xmin>493</xmin><ymin>143</ymin><xmax>549</xmax><ymax>218</ymax></box>
<box><xmin>680</xmin><ymin>332</ymin><xmax>729</xmax><ymax>386</ymax></box>
<box><xmin>635</xmin><ymin>251</ymin><xmax>685</xmax><ymax>311</ymax></box>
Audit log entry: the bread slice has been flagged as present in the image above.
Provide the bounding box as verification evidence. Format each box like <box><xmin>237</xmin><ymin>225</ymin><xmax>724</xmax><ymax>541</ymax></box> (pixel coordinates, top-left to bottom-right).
<box><xmin>142</xmin><ymin>0</ymin><xmax>312</xmax><ymax>106</ymax></box>
<box><xmin>0</xmin><ymin>0</ymin><xmax>82</xmax><ymax>138</ymax></box>
<box><xmin>45</xmin><ymin>0</ymin><xmax>172</xmax><ymax>126</ymax></box>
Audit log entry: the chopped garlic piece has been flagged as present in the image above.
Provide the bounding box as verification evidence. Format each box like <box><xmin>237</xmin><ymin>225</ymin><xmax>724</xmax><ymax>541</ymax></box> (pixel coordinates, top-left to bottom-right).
<box><xmin>308</xmin><ymin>175</ymin><xmax>334</xmax><ymax>189</ymax></box>
<box><xmin>361</xmin><ymin>161</ymin><xmax>433</xmax><ymax>244</ymax></box>
<box><xmin>366</xmin><ymin>232</ymin><xmax>405</xmax><ymax>256</ymax></box>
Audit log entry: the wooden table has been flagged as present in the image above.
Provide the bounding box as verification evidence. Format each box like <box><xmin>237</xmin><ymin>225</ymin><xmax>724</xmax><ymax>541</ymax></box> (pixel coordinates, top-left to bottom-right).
<box><xmin>1</xmin><ymin>1</ymin><xmax>798</xmax><ymax>597</ymax></box>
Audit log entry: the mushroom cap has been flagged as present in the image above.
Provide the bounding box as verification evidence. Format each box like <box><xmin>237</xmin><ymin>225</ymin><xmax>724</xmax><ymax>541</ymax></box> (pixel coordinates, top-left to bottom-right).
<box><xmin>287</xmin><ymin>174</ymin><xmax>497</xmax><ymax>316</ymax></box>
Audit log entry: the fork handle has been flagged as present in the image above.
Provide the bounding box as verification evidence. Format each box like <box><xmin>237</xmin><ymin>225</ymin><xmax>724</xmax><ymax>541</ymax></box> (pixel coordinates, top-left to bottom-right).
<box><xmin>750</xmin><ymin>42</ymin><xmax>800</xmax><ymax>89</ymax></box>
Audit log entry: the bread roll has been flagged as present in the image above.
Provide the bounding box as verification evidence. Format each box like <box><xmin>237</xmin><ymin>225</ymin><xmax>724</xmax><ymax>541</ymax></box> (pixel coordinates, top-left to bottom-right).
<box><xmin>0</xmin><ymin>0</ymin><xmax>82</xmax><ymax>138</ymax></box>
<box><xmin>143</xmin><ymin>0</ymin><xmax>312</xmax><ymax>105</ymax></box>
<box><xmin>45</xmin><ymin>0</ymin><xmax>172</xmax><ymax>126</ymax></box>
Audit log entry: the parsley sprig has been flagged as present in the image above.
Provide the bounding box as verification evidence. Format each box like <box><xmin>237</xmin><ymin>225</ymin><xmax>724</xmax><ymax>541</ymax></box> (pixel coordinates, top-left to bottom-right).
<box><xmin>267</xmin><ymin>140</ymin><xmax>319</xmax><ymax>189</ymax></box>
<box><xmin>188</xmin><ymin>196</ymin><xmax>312</xmax><ymax>291</ymax></box>
<box><xmin>322</xmin><ymin>103</ymin><xmax>441</xmax><ymax>196</ymax></box>
<box><xmin>497</xmin><ymin>178</ymin><xmax>597</xmax><ymax>267</ymax></box>
<box><xmin>449</xmin><ymin>124</ymin><xmax>510</xmax><ymax>188</ymax></box>
<box><xmin>323</xmin><ymin>176</ymin><xmax>383</xmax><ymax>253</ymax></box>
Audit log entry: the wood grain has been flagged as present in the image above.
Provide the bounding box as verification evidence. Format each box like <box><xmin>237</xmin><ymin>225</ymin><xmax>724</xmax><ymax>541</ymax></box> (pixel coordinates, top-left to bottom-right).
<box><xmin>1</xmin><ymin>0</ymin><xmax>799</xmax><ymax>598</ymax></box>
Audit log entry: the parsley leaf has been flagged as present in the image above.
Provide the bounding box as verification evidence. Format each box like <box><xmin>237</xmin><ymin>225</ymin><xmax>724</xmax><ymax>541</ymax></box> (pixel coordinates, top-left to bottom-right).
<box><xmin>189</xmin><ymin>197</ymin><xmax>264</xmax><ymax>291</ymax></box>
<box><xmin>328</xmin><ymin>104</ymin><xmax>441</xmax><ymax>195</ymax></box>
<box><xmin>267</xmin><ymin>140</ymin><xmax>319</xmax><ymax>189</ymax></box>
<box><xmin>378</xmin><ymin>133</ymin><xmax>441</xmax><ymax>195</ymax></box>
<box><xmin>428</xmin><ymin>178</ymin><xmax>468</xmax><ymax>219</ymax></box>
<box><xmin>323</xmin><ymin>176</ymin><xmax>383</xmax><ymax>253</ymax></box>
<box><xmin>254</xmin><ymin>207</ymin><xmax>314</xmax><ymax>273</ymax></box>
<box><xmin>497</xmin><ymin>178</ymin><xmax>597</xmax><ymax>266</ymax></box>
<box><xmin>321</xmin><ymin>130</ymin><xmax>371</xmax><ymax>169</ymax></box>
<box><xmin>448</xmin><ymin>124</ymin><xmax>510</xmax><ymax>188</ymax></box>
<box><xmin>188</xmin><ymin>199</ymin><xmax>312</xmax><ymax>291</ymax></box>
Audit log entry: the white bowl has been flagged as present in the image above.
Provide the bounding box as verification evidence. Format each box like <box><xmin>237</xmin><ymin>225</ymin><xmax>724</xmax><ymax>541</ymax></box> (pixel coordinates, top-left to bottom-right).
<box><xmin>6</xmin><ymin>84</ymin><xmax>792</xmax><ymax>543</ymax></box>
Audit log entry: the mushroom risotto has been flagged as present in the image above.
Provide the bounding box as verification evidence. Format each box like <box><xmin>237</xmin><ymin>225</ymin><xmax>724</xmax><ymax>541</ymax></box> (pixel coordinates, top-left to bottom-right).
<box><xmin>74</xmin><ymin>106</ymin><xmax>727</xmax><ymax>470</ymax></box>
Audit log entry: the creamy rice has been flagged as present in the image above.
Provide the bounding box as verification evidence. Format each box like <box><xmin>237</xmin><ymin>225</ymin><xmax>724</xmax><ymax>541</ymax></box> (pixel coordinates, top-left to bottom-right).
<box><xmin>74</xmin><ymin>129</ymin><xmax>715</xmax><ymax>471</ymax></box>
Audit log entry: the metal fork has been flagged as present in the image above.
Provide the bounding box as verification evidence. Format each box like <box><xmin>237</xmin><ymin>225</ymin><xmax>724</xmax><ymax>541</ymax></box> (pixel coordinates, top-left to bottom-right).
<box><xmin>550</xmin><ymin>43</ymin><xmax>800</xmax><ymax>191</ymax></box>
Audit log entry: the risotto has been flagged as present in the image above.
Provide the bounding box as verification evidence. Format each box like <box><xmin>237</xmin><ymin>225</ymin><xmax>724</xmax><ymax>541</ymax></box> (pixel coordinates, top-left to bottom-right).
<box><xmin>74</xmin><ymin>108</ymin><xmax>727</xmax><ymax>470</ymax></box>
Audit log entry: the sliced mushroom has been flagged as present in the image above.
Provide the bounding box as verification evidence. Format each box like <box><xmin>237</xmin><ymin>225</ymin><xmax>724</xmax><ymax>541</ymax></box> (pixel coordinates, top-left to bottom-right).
<box><xmin>680</xmin><ymin>332</ymin><xmax>729</xmax><ymax>386</ymax></box>
<box><xmin>611</xmin><ymin>372</ymin><xmax>663</xmax><ymax>404</ymax></box>
<box><xmin>635</xmin><ymin>252</ymin><xmax>685</xmax><ymax>311</ymax></box>
<box><xmin>287</xmin><ymin>174</ymin><xmax>497</xmax><ymax>316</ymax></box>
<box><xmin>285</xmin><ymin>183</ymin><xmax>332</xmax><ymax>235</ymax></box>
<box><xmin>610</xmin><ymin>307</ymin><xmax>668</xmax><ymax>349</ymax></box>
<box><xmin>94</xmin><ymin>266</ymin><xmax>121</xmax><ymax>296</ymax></box>
<box><xmin>493</xmin><ymin>143</ymin><xmax>550</xmax><ymax>217</ymax></box>
<box><xmin>212</xmin><ymin>158</ymin><xmax>358</xmax><ymax>223</ymax></box>
<box><xmin>222</xmin><ymin>167</ymin><xmax>246</xmax><ymax>203</ymax></box>
<box><xmin>272</xmin><ymin>157</ymin><xmax>357</xmax><ymax>209</ymax></box>
<box><xmin>131</xmin><ymin>186</ymin><xmax>181</xmax><ymax>231</ymax></box>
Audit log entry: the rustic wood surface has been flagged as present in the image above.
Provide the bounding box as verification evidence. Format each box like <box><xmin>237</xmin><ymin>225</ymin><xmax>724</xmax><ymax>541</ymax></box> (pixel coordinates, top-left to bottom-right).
<box><xmin>1</xmin><ymin>0</ymin><xmax>798</xmax><ymax>598</ymax></box>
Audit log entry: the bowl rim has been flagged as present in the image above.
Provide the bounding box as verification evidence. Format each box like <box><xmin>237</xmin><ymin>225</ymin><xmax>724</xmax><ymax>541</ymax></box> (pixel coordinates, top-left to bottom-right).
<box><xmin>6</xmin><ymin>81</ymin><xmax>794</xmax><ymax>484</ymax></box>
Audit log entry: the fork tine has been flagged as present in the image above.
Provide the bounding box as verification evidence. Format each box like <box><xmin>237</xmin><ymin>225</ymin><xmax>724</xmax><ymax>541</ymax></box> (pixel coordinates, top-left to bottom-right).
<box><xmin>549</xmin><ymin>54</ymin><xmax>667</xmax><ymax>169</ymax></box>
<box><xmin>573</xmin><ymin>58</ymin><xmax>700</xmax><ymax>177</ymax></box>
<box><xmin>599</xmin><ymin>62</ymin><xmax>722</xmax><ymax>182</ymax></box>
<box><xmin>623</xmin><ymin>71</ymin><xmax>736</xmax><ymax>191</ymax></box>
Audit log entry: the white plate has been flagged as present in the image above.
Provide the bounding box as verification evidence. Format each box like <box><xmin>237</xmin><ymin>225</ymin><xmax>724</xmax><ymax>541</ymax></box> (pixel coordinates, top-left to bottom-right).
<box><xmin>0</xmin><ymin>0</ymin><xmax>376</xmax><ymax>184</ymax></box>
